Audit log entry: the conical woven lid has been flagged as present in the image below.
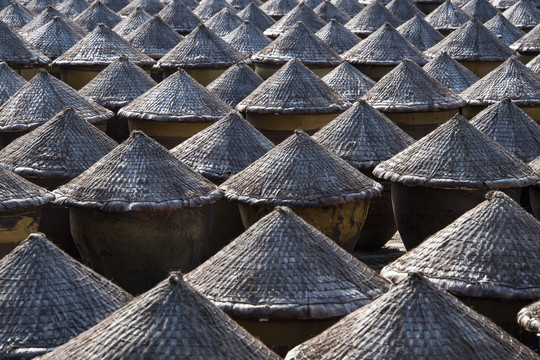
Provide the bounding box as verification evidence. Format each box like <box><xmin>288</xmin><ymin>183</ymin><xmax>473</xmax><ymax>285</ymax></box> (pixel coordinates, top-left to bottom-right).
<box><xmin>73</xmin><ymin>1</ymin><xmax>121</xmax><ymax>31</ymax></box>
<box><xmin>511</xmin><ymin>23</ymin><xmax>540</xmax><ymax>53</ymax></box>
<box><xmin>204</xmin><ymin>7</ymin><xmax>243</xmax><ymax>36</ymax></box>
<box><xmin>126</xmin><ymin>15</ymin><xmax>183</xmax><ymax>59</ymax></box>
<box><xmin>0</xmin><ymin>70</ymin><xmax>113</xmax><ymax>132</ymax></box>
<box><xmin>331</xmin><ymin>0</ymin><xmax>364</xmax><ymax>18</ymax></box>
<box><xmin>221</xmin><ymin>130</ymin><xmax>382</xmax><ymax>207</ymax></box>
<box><xmin>386</xmin><ymin>0</ymin><xmax>424</xmax><ymax>21</ymax></box>
<box><xmin>100</xmin><ymin>0</ymin><xmax>129</xmax><ymax>13</ymax></box>
<box><xmin>423</xmin><ymin>52</ymin><xmax>479</xmax><ymax>94</ymax></box>
<box><xmin>313</xmin><ymin>100</ymin><xmax>414</xmax><ymax>168</ymax></box>
<box><xmin>362</xmin><ymin>59</ymin><xmax>465</xmax><ymax>112</ymax></box>
<box><xmin>157</xmin><ymin>0</ymin><xmax>201</xmax><ymax>33</ymax></box>
<box><xmin>321</xmin><ymin>61</ymin><xmax>374</xmax><ymax>101</ymax></box>
<box><xmin>527</xmin><ymin>54</ymin><xmax>540</xmax><ymax>74</ymax></box>
<box><xmin>304</xmin><ymin>0</ymin><xmax>323</xmax><ymax>9</ymax></box>
<box><xmin>119</xmin><ymin>70</ymin><xmax>232</xmax><ymax>122</ymax></box>
<box><xmin>264</xmin><ymin>2</ymin><xmax>326</xmax><ymax>37</ymax></box>
<box><xmin>502</xmin><ymin>0</ymin><xmax>540</xmax><ymax>30</ymax></box>
<box><xmin>0</xmin><ymin>61</ymin><xmax>26</xmax><ymax>106</ymax></box>
<box><xmin>157</xmin><ymin>24</ymin><xmax>248</xmax><ymax>69</ymax></box>
<box><xmin>117</xmin><ymin>0</ymin><xmax>165</xmax><ymax>16</ymax></box>
<box><xmin>469</xmin><ymin>98</ymin><xmax>540</xmax><ymax>162</ymax></box>
<box><xmin>254</xmin><ymin>21</ymin><xmax>341</xmax><ymax>66</ymax></box>
<box><xmin>171</xmin><ymin>111</ymin><xmax>273</xmax><ymax>182</ymax></box>
<box><xmin>0</xmin><ymin>108</ymin><xmax>117</xmax><ymax>179</ymax></box>
<box><xmin>345</xmin><ymin>0</ymin><xmax>401</xmax><ymax>36</ymax></box>
<box><xmin>237</xmin><ymin>58</ymin><xmax>349</xmax><ymax>114</ymax></box>
<box><xmin>223</xmin><ymin>20</ymin><xmax>272</xmax><ymax>57</ymax></box>
<box><xmin>259</xmin><ymin>0</ymin><xmax>299</xmax><ymax>18</ymax></box>
<box><xmin>237</xmin><ymin>2</ymin><xmax>275</xmax><ymax>31</ymax></box>
<box><xmin>228</xmin><ymin>0</ymin><xmax>263</xmax><ymax>11</ymax></box>
<box><xmin>53</xmin><ymin>131</ymin><xmax>221</xmax><ymax>211</ymax></box>
<box><xmin>382</xmin><ymin>191</ymin><xmax>540</xmax><ymax>299</ymax></box>
<box><xmin>178</xmin><ymin>0</ymin><xmax>199</xmax><ymax>11</ymax></box>
<box><xmin>187</xmin><ymin>206</ymin><xmax>389</xmax><ymax>319</ymax></box>
<box><xmin>53</xmin><ymin>24</ymin><xmax>155</xmax><ymax>67</ymax></box>
<box><xmin>313</xmin><ymin>0</ymin><xmax>350</xmax><ymax>23</ymax></box>
<box><xmin>485</xmin><ymin>13</ymin><xmax>526</xmax><ymax>45</ymax></box>
<box><xmin>424</xmin><ymin>0</ymin><xmax>470</xmax><ymax>32</ymax></box>
<box><xmin>112</xmin><ymin>7</ymin><xmax>152</xmax><ymax>37</ymax></box>
<box><xmin>36</xmin><ymin>272</ymin><xmax>280</xmax><ymax>360</ymax></box>
<box><xmin>285</xmin><ymin>274</ymin><xmax>540</xmax><ymax>360</ymax></box>
<box><xmin>0</xmin><ymin>0</ymin><xmax>11</xmax><ymax>11</ymax></box>
<box><xmin>316</xmin><ymin>19</ymin><xmax>360</xmax><ymax>54</ymax></box>
<box><xmin>462</xmin><ymin>0</ymin><xmax>500</xmax><ymax>22</ymax></box>
<box><xmin>0</xmin><ymin>233</ymin><xmax>132</xmax><ymax>357</ymax></box>
<box><xmin>0</xmin><ymin>2</ymin><xmax>34</xmax><ymax>30</ymax></box>
<box><xmin>461</xmin><ymin>56</ymin><xmax>540</xmax><ymax>106</ymax></box>
<box><xmin>19</xmin><ymin>6</ymin><xmax>86</xmax><ymax>38</ymax></box>
<box><xmin>193</xmin><ymin>0</ymin><xmax>236</xmax><ymax>21</ymax></box>
<box><xmin>56</xmin><ymin>0</ymin><xmax>89</xmax><ymax>19</ymax></box>
<box><xmin>396</xmin><ymin>15</ymin><xmax>444</xmax><ymax>52</ymax></box>
<box><xmin>79</xmin><ymin>55</ymin><xmax>157</xmax><ymax>108</ymax></box>
<box><xmin>25</xmin><ymin>0</ymin><xmax>52</xmax><ymax>15</ymax></box>
<box><xmin>0</xmin><ymin>166</ymin><xmax>53</xmax><ymax>210</ymax></box>
<box><xmin>0</xmin><ymin>20</ymin><xmax>49</xmax><ymax>66</ymax></box>
<box><xmin>342</xmin><ymin>23</ymin><xmax>428</xmax><ymax>66</ymax></box>
<box><xmin>373</xmin><ymin>114</ymin><xmax>540</xmax><ymax>188</ymax></box>
<box><xmin>207</xmin><ymin>62</ymin><xmax>264</xmax><ymax>107</ymax></box>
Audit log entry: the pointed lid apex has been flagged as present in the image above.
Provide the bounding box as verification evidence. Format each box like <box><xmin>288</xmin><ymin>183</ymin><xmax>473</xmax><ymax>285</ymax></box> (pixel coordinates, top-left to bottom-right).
<box><xmin>0</xmin><ymin>19</ymin><xmax>50</xmax><ymax>66</ymax></box>
<box><xmin>315</xmin><ymin>17</ymin><xmax>360</xmax><ymax>54</ymax></box>
<box><xmin>126</xmin><ymin>15</ymin><xmax>183</xmax><ymax>59</ymax></box>
<box><xmin>112</xmin><ymin>6</ymin><xmax>152</xmax><ymax>37</ymax></box>
<box><xmin>502</xmin><ymin>0</ymin><xmax>540</xmax><ymax>30</ymax></box>
<box><xmin>237</xmin><ymin>2</ymin><xmax>275</xmax><ymax>31</ymax></box>
<box><xmin>264</xmin><ymin>2</ymin><xmax>327</xmax><ymax>37</ymax></box>
<box><xmin>74</xmin><ymin>0</ymin><xmax>121</xmax><ymax>31</ymax></box>
<box><xmin>321</xmin><ymin>62</ymin><xmax>375</xmax><ymax>101</ymax></box>
<box><xmin>396</xmin><ymin>13</ymin><xmax>444</xmax><ymax>52</ymax></box>
<box><xmin>423</xmin><ymin>51</ymin><xmax>479</xmax><ymax>93</ymax></box>
<box><xmin>345</xmin><ymin>0</ymin><xmax>402</xmax><ymax>36</ymax></box>
<box><xmin>207</xmin><ymin>62</ymin><xmax>264</xmax><ymax>107</ymax></box>
<box><xmin>424</xmin><ymin>0</ymin><xmax>471</xmax><ymax>32</ymax></box>
<box><xmin>259</xmin><ymin>0</ymin><xmax>300</xmax><ymax>18</ymax></box>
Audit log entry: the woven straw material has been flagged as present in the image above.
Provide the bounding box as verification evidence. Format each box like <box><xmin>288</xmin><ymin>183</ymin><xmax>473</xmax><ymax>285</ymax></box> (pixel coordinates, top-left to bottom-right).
<box><xmin>321</xmin><ymin>62</ymin><xmax>374</xmax><ymax>102</ymax></box>
<box><xmin>285</xmin><ymin>274</ymin><xmax>540</xmax><ymax>360</ymax></box>
<box><xmin>228</xmin><ymin>0</ymin><xmax>263</xmax><ymax>11</ymax></box>
<box><xmin>305</xmin><ymin>0</ymin><xmax>324</xmax><ymax>9</ymax></box>
<box><xmin>460</xmin><ymin>56</ymin><xmax>540</xmax><ymax>106</ymax></box>
<box><xmin>25</xmin><ymin>0</ymin><xmax>52</xmax><ymax>15</ymax></box>
<box><xmin>253</xmin><ymin>22</ymin><xmax>341</xmax><ymax>66</ymax></box>
<box><xmin>485</xmin><ymin>13</ymin><xmax>526</xmax><ymax>45</ymax></box>
<box><xmin>511</xmin><ymin>23</ymin><xmax>540</xmax><ymax>53</ymax></box>
<box><xmin>424</xmin><ymin>0</ymin><xmax>471</xmax><ymax>32</ymax></box>
<box><xmin>178</xmin><ymin>0</ymin><xmax>199</xmax><ymax>11</ymax></box>
<box><xmin>157</xmin><ymin>24</ymin><xmax>248</xmax><ymax>69</ymax></box>
<box><xmin>373</xmin><ymin>114</ymin><xmax>540</xmax><ymax>189</ymax></box>
<box><xmin>0</xmin><ymin>233</ymin><xmax>132</xmax><ymax>358</ymax></box>
<box><xmin>119</xmin><ymin>70</ymin><xmax>232</xmax><ymax>122</ymax></box>
<box><xmin>396</xmin><ymin>15</ymin><xmax>444</xmax><ymax>52</ymax></box>
<box><xmin>0</xmin><ymin>70</ymin><xmax>113</xmax><ymax>132</ymax></box>
<box><xmin>491</xmin><ymin>0</ymin><xmax>536</xmax><ymax>10</ymax></box>
<box><xmin>0</xmin><ymin>61</ymin><xmax>26</xmax><ymax>106</ymax></box>
<box><xmin>223</xmin><ymin>21</ymin><xmax>272</xmax><ymax>57</ymax></box>
<box><xmin>79</xmin><ymin>55</ymin><xmax>157</xmax><ymax>108</ymax></box>
<box><xmin>0</xmin><ymin>107</ymin><xmax>117</xmax><ymax>179</ymax></box>
<box><xmin>238</xmin><ymin>3</ymin><xmax>276</xmax><ymax>31</ymax></box>
<box><xmin>112</xmin><ymin>7</ymin><xmax>152</xmax><ymax>37</ymax></box>
<box><xmin>423</xmin><ymin>52</ymin><xmax>479</xmax><ymax>94</ymax></box>
<box><xmin>316</xmin><ymin>20</ymin><xmax>360</xmax><ymax>54</ymax></box>
<box><xmin>313</xmin><ymin>1</ymin><xmax>350</xmax><ymax>23</ymax></box>
<box><xmin>117</xmin><ymin>0</ymin><xmax>164</xmax><ymax>16</ymax></box>
<box><xmin>502</xmin><ymin>0</ymin><xmax>540</xmax><ymax>30</ymax></box>
<box><xmin>193</xmin><ymin>0</ymin><xmax>236</xmax><ymax>21</ymax></box>
<box><xmin>0</xmin><ymin>166</ymin><xmax>53</xmax><ymax>211</ymax></box>
<box><xmin>345</xmin><ymin>0</ymin><xmax>401</xmax><ymax>36</ymax></box>
<box><xmin>101</xmin><ymin>0</ymin><xmax>129</xmax><ymax>13</ymax></box>
<box><xmin>36</xmin><ymin>273</ymin><xmax>280</xmax><ymax>360</ymax></box>
<box><xmin>207</xmin><ymin>62</ymin><xmax>264</xmax><ymax>107</ymax></box>
<box><xmin>56</xmin><ymin>0</ymin><xmax>89</xmax><ymax>19</ymax></box>
<box><xmin>221</xmin><ymin>130</ymin><xmax>383</xmax><ymax>207</ymax></box>
<box><xmin>527</xmin><ymin>54</ymin><xmax>540</xmax><ymax>74</ymax></box>
<box><xmin>362</xmin><ymin>59</ymin><xmax>465</xmax><ymax>112</ymax></box>
<box><xmin>53</xmin><ymin>131</ymin><xmax>221</xmax><ymax>212</ymax></box>
<box><xmin>519</xmin><ymin>301</ymin><xmax>540</xmax><ymax>333</ymax></box>
<box><xmin>342</xmin><ymin>23</ymin><xmax>428</xmax><ymax>66</ymax></box>
<box><xmin>205</xmin><ymin>8</ymin><xmax>243</xmax><ymax>36</ymax></box>
<box><xmin>313</xmin><ymin>100</ymin><xmax>414</xmax><ymax>169</ymax></box>
<box><xmin>126</xmin><ymin>16</ymin><xmax>183</xmax><ymax>59</ymax></box>
<box><xmin>157</xmin><ymin>0</ymin><xmax>201</xmax><ymax>33</ymax></box>
<box><xmin>237</xmin><ymin>58</ymin><xmax>349</xmax><ymax>114</ymax></box>
<box><xmin>53</xmin><ymin>24</ymin><xmax>156</xmax><ymax>67</ymax></box>
<box><xmin>386</xmin><ymin>0</ymin><xmax>424</xmax><ymax>21</ymax></box>
<box><xmin>259</xmin><ymin>0</ymin><xmax>299</xmax><ymax>18</ymax></box>
<box><xmin>73</xmin><ymin>1</ymin><xmax>121</xmax><ymax>32</ymax></box>
<box><xmin>171</xmin><ymin>111</ymin><xmax>273</xmax><ymax>182</ymax></box>
<box><xmin>469</xmin><ymin>99</ymin><xmax>540</xmax><ymax>162</ymax></box>
<box><xmin>0</xmin><ymin>3</ymin><xmax>34</xmax><ymax>30</ymax></box>
<box><xmin>462</xmin><ymin>0</ymin><xmax>500</xmax><ymax>22</ymax></box>
<box><xmin>264</xmin><ymin>3</ymin><xmax>327</xmax><ymax>37</ymax></box>
<box><xmin>187</xmin><ymin>206</ymin><xmax>389</xmax><ymax>319</ymax></box>
<box><xmin>19</xmin><ymin>6</ymin><xmax>87</xmax><ymax>38</ymax></box>
<box><xmin>0</xmin><ymin>20</ymin><xmax>49</xmax><ymax>66</ymax></box>
<box><xmin>331</xmin><ymin>0</ymin><xmax>364</xmax><ymax>18</ymax></box>
<box><xmin>425</xmin><ymin>18</ymin><xmax>515</xmax><ymax>61</ymax></box>
<box><xmin>382</xmin><ymin>191</ymin><xmax>540</xmax><ymax>299</ymax></box>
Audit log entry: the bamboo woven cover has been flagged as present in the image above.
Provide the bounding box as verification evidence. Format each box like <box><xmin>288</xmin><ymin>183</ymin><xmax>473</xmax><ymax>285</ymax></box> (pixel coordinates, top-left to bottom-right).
<box><xmin>321</xmin><ymin>62</ymin><xmax>374</xmax><ymax>102</ymax></box>
<box><xmin>313</xmin><ymin>1</ymin><xmax>350</xmax><ymax>23</ymax></box>
<box><xmin>485</xmin><ymin>14</ymin><xmax>525</xmax><ymax>45</ymax></box>
<box><xmin>315</xmin><ymin>20</ymin><xmax>360</xmax><ymax>54</ymax></box>
<box><xmin>73</xmin><ymin>1</ymin><xmax>121</xmax><ymax>32</ymax></box>
<box><xmin>345</xmin><ymin>0</ymin><xmax>401</xmax><ymax>36</ymax></box>
<box><xmin>126</xmin><ymin>16</ymin><xmax>184</xmax><ymax>58</ymax></box>
<box><xmin>264</xmin><ymin>3</ymin><xmax>326</xmax><ymax>37</ymax></box>
<box><xmin>0</xmin><ymin>20</ymin><xmax>49</xmax><ymax>66</ymax></box>
<box><xmin>424</xmin><ymin>0</ymin><xmax>470</xmax><ymax>32</ymax></box>
<box><xmin>502</xmin><ymin>0</ymin><xmax>540</xmax><ymax>30</ymax></box>
<box><xmin>193</xmin><ymin>0</ymin><xmax>236</xmax><ymax>21</ymax></box>
<box><xmin>117</xmin><ymin>0</ymin><xmax>164</xmax><ymax>16</ymax></box>
<box><xmin>19</xmin><ymin>6</ymin><xmax>86</xmax><ymax>38</ymax></box>
<box><xmin>112</xmin><ymin>7</ymin><xmax>152</xmax><ymax>37</ymax></box>
<box><xmin>423</xmin><ymin>52</ymin><xmax>479</xmax><ymax>94</ymax></box>
<box><xmin>206</xmin><ymin>62</ymin><xmax>264</xmax><ymax>107</ymax></box>
<box><xmin>0</xmin><ymin>165</ymin><xmax>53</xmax><ymax>211</ymax></box>
<box><xmin>205</xmin><ymin>8</ymin><xmax>243</xmax><ymax>36</ymax></box>
<box><xmin>24</xmin><ymin>17</ymin><xmax>85</xmax><ymax>60</ymax></box>
<box><xmin>223</xmin><ymin>21</ymin><xmax>272</xmax><ymax>57</ymax></box>
<box><xmin>396</xmin><ymin>15</ymin><xmax>444</xmax><ymax>52</ymax></box>
<box><xmin>0</xmin><ymin>2</ymin><xmax>34</xmax><ymax>30</ymax></box>
<box><xmin>386</xmin><ymin>0</ymin><xmax>424</xmax><ymax>21</ymax></box>
<box><xmin>26</xmin><ymin>0</ymin><xmax>53</xmax><ymax>14</ymax></box>
<box><xmin>157</xmin><ymin>0</ymin><xmax>201</xmax><ymax>33</ymax></box>
<box><xmin>259</xmin><ymin>0</ymin><xmax>299</xmax><ymax>18</ymax></box>
<box><xmin>56</xmin><ymin>0</ymin><xmax>89</xmax><ymax>19</ymax></box>
<box><xmin>527</xmin><ymin>54</ymin><xmax>540</xmax><ymax>74</ymax></box>
<box><xmin>0</xmin><ymin>61</ymin><xmax>25</xmax><ymax>106</ymax></box>
<box><xmin>238</xmin><ymin>3</ymin><xmax>275</xmax><ymax>31</ymax></box>
<box><xmin>100</xmin><ymin>0</ymin><xmax>128</xmax><ymax>12</ymax></box>
<box><xmin>511</xmin><ymin>23</ymin><xmax>540</xmax><ymax>53</ymax></box>
<box><xmin>462</xmin><ymin>0</ymin><xmax>500</xmax><ymax>22</ymax></box>
<box><xmin>229</xmin><ymin>0</ymin><xmax>262</xmax><ymax>11</ymax></box>
<box><xmin>331</xmin><ymin>0</ymin><xmax>363</xmax><ymax>18</ymax></box>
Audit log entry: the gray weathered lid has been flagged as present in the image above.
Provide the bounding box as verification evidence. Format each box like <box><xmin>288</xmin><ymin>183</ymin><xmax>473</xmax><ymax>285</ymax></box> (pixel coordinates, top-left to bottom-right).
<box><xmin>425</xmin><ymin>18</ymin><xmax>515</xmax><ymax>61</ymax></box>
<box><xmin>119</xmin><ymin>70</ymin><xmax>232</xmax><ymax>122</ymax></box>
<box><xmin>0</xmin><ymin>61</ymin><xmax>26</xmax><ymax>106</ymax></box>
<box><xmin>126</xmin><ymin>15</ymin><xmax>183</xmax><ymax>59</ymax></box>
<box><xmin>424</xmin><ymin>0</ymin><xmax>470</xmax><ymax>32</ymax></box>
<box><xmin>237</xmin><ymin>2</ymin><xmax>275</xmax><ymax>31</ymax></box>
<box><xmin>79</xmin><ymin>55</ymin><xmax>157</xmax><ymax>108</ymax></box>
<box><xmin>73</xmin><ymin>1</ymin><xmax>121</xmax><ymax>32</ymax></box>
<box><xmin>264</xmin><ymin>3</ymin><xmax>327</xmax><ymax>37</ymax></box>
<box><xmin>304</xmin><ymin>0</ymin><xmax>323</xmax><ymax>9</ymax></box>
<box><xmin>223</xmin><ymin>20</ymin><xmax>272</xmax><ymax>57</ymax></box>
<box><xmin>56</xmin><ymin>0</ymin><xmax>89</xmax><ymax>19</ymax></box>
<box><xmin>386</xmin><ymin>0</ymin><xmax>424</xmax><ymax>21</ymax></box>
<box><xmin>117</xmin><ymin>0</ymin><xmax>165</xmax><ymax>16</ymax></box>
<box><xmin>207</xmin><ymin>62</ymin><xmax>264</xmax><ymax>107</ymax></box>
<box><xmin>0</xmin><ymin>232</ymin><xmax>132</xmax><ymax>359</ymax></box>
<box><xmin>25</xmin><ymin>0</ymin><xmax>52</xmax><ymax>14</ymax></box>
<box><xmin>100</xmin><ymin>0</ymin><xmax>129</xmax><ymax>13</ymax></box>
<box><xmin>19</xmin><ymin>6</ymin><xmax>86</xmax><ymax>38</ymax></box>
<box><xmin>462</xmin><ymin>0</ymin><xmax>500</xmax><ymax>22</ymax></box>
<box><xmin>0</xmin><ymin>20</ymin><xmax>49</xmax><ymax>66</ymax></box>
<box><xmin>204</xmin><ymin>7</ymin><xmax>243</xmax><ymax>36</ymax></box>
<box><xmin>345</xmin><ymin>0</ymin><xmax>402</xmax><ymax>36</ymax></box>
<box><xmin>502</xmin><ymin>0</ymin><xmax>540</xmax><ymax>30</ymax></box>
<box><xmin>254</xmin><ymin>21</ymin><xmax>341</xmax><ymax>66</ymax></box>
<box><xmin>511</xmin><ymin>23</ymin><xmax>540</xmax><ymax>53</ymax></box>
<box><xmin>484</xmin><ymin>13</ymin><xmax>526</xmax><ymax>45</ymax></box>
<box><xmin>321</xmin><ymin>61</ymin><xmax>374</xmax><ymax>101</ymax></box>
<box><xmin>316</xmin><ymin>19</ymin><xmax>360</xmax><ymax>54</ymax></box>
<box><xmin>362</xmin><ymin>59</ymin><xmax>465</xmax><ymax>112</ymax></box>
<box><xmin>53</xmin><ymin>131</ymin><xmax>222</xmax><ymax>211</ymax></box>
<box><xmin>0</xmin><ymin>2</ymin><xmax>34</xmax><ymax>30</ymax></box>
<box><xmin>36</xmin><ymin>272</ymin><xmax>280</xmax><ymax>360</ymax></box>
<box><xmin>461</xmin><ymin>56</ymin><xmax>540</xmax><ymax>106</ymax></box>
<box><xmin>112</xmin><ymin>7</ymin><xmax>152</xmax><ymax>37</ymax></box>
<box><xmin>221</xmin><ymin>130</ymin><xmax>382</xmax><ymax>207</ymax></box>
<box><xmin>373</xmin><ymin>114</ymin><xmax>540</xmax><ymax>189</ymax></box>
<box><xmin>171</xmin><ymin>111</ymin><xmax>273</xmax><ymax>181</ymax></box>
<box><xmin>237</xmin><ymin>58</ymin><xmax>349</xmax><ymax>114</ymax></box>
<box><xmin>187</xmin><ymin>206</ymin><xmax>389</xmax><ymax>319</ymax></box>
<box><xmin>228</xmin><ymin>0</ymin><xmax>263</xmax><ymax>11</ymax></box>
<box><xmin>331</xmin><ymin>0</ymin><xmax>364</xmax><ymax>17</ymax></box>
<box><xmin>0</xmin><ymin>165</ymin><xmax>53</xmax><ymax>211</ymax></box>
<box><xmin>0</xmin><ymin>70</ymin><xmax>113</xmax><ymax>132</ymax></box>
<box><xmin>382</xmin><ymin>191</ymin><xmax>540</xmax><ymax>300</ymax></box>
<box><xmin>343</xmin><ymin>23</ymin><xmax>428</xmax><ymax>66</ymax></box>
<box><xmin>396</xmin><ymin>15</ymin><xmax>444</xmax><ymax>51</ymax></box>
<box><xmin>285</xmin><ymin>274</ymin><xmax>540</xmax><ymax>360</ymax></box>
<box><xmin>178</xmin><ymin>0</ymin><xmax>199</xmax><ymax>11</ymax></box>
<box><xmin>423</xmin><ymin>52</ymin><xmax>479</xmax><ymax>93</ymax></box>
<box><xmin>193</xmin><ymin>0</ymin><xmax>236</xmax><ymax>21</ymax></box>
<box><xmin>53</xmin><ymin>24</ymin><xmax>156</xmax><ymax>67</ymax></box>
<box><xmin>157</xmin><ymin>0</ymin><xmax>201</xmax><ymax>33</ymax></box>
<box><xmin>0</xmin><ymin>0</ymin><xmax>11</xmax><ymax>11</ymax></box>
<box><xmin>527</xmin><ymin>53</ymin><xmax>540</xmax><ymax>74</ymax></box>
<box><xmin>259</xmin><ymin>0</ymin><xmax>299</xmax><ymax>18</ymax></box>
<box><xmin>313</xmin><ymin>0</ymin><xmax>350</xmax><ymax>23</ymax></box>
<box><xmin>157</xmin><ymin>24</ymin><xmax>248</xmax><ymax>69</ymax></box>
<box><xmin>313</xmin><ymin>99</ymin><xmax>414</xmax><ymax>168</ymax></box>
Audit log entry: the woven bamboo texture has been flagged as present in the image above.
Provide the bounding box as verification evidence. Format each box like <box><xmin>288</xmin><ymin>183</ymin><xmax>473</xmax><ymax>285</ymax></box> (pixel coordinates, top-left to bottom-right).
<box><xmin>345</xmin><ymin>0</ymin><xmax>401</xmax><ymax>36</ymax></box>
<box><xmin>264</xmin><ymin>3</ymin><xmax>327</xmax><ymax>37</ymax></box>
<box><xmin>228</xmin><ymin>0</ymin><xmax>262</xmax><ymax>11</ymax></box>
<box><xmin>24</xmin><ymin>16</ymin><xmax>85</xmax><ymax>60</ymax></box>
<box><xmin>259</xmin><ymin>0</ymin><xmax>299</xmax><ymax>18</ymax></box>
<box><xmin>73</xmin><ymin>1</ymin><xmax>121</xmax><ymax>32</ymax></box>
<box><xmin>206</xmin><ymin>62</ymin><xmax>264</xmax><ymax>107</ymax></box>
<box><xmin>193</xmin><ymin>0</ymin><xmax>236</xmax><ymax>21</ymax></box>
<box><xmin>101</xmin><ymin>0</ymin><xmax>129</xmax><ymax>13</ymax></box>
<box><xmin>331</xmin><ymin>0</ymin><xmax>364</xmax><ymax>18</ymax></box>
<box><xmin>315</xmin><ymin>19</ymin><xmax>360</xmax><ymax>54</ymax></box>
<box><xmin>396</xmin><ymin>15</ymin><xmax>444</xmax><ymax>52</ymax></box>
<box><xmin>527</xmin><ymin>54</ymin><xmax>540</xmax><ymax>74</ymax></box>
<box><xmin>485</xmin><ymin>13</ymin><xmax>526</xmax><ymax>45</ymax></box>
<box><xmin>118</xmin><ymin>0</ymin><xmax>165</xmax><ymax>16</ymax></box>
<box><xmin>423</xmin><ymin>52</ymin><xmax>479</xmax><ymax>94</ymax></box>
<box><xmin>223</xmin><ymin>21</ymin><xmax>272</xmax><ymax>57</ymax></box>
<box><xmin>0</xmin><ymin>2</ymin><xmax>34</xmax><ymax>30</ymax></box>
<box><xmin>0</xmin><ymin>61</ymin><xmax>26</xmax><ymax>106</ymax></box>
<box><xmin>112</xmin><ymin>7</ymin><xmax>152</xmax><ymax>37</ymax></box>
<box><xmin>462</xmin><ymin>0</ymin><xmax>500</xmax><ymax>22</ymax></box>
<box><xmin>502</xmin><ymin>0</ymin><xmax>540</xmax><ymax>30</ymax></box>
<box><xmin>157</xmin><ymin>0</ymin><xmax>201</xmax><ymax>33</ymax></box>
<box><xmin>511</xmin><ymin>23</ymin><xmax>540</xmax><ymax>53</ymax></box>
<box><xmin>205</xmin><ymin>8</ymin><xmax>243</xmax><ymax>36</ymax></box>
<box><xmin>386</xmin><ymin>0</ymin><xmax>424</xmax><ymax>21</ymax></box>
<box><xmin>56</xmin><ymin>0</ymin><xmax>89</xmax><ymax>19</ymax></box>
<box><xmin>313</xmin><ymin>1</ymin><xmax>350</xmax><ymax>23</ymax></box>
<box><xmin>237</xmin><ymin>2</ymin><xmax>275</xmax><ymax>31</ymax></box>
<box><xmin>25</xmin><ymin>0</ymin><xmax>53</xmax><ymax>15</ymax></box>
<box><xmin>126</xmin><ymin>16</ymin><xmax>184</xmax><ymax>59</ymax></box>
<box><xmin>0</xmin><ymin>166</ymin><xmax>53</xmax><ymax>211</ymax></box>
<box><xmin>21</xmin><ymin>6</ymin><xmax>87</xmax><ymax>39</ymax></box>
<box><xmin>321</xmin><ymin>62</ymin><xmax>375</xmax><ymax>102</ymax></box>
<box><xmin>424</xmin><ymin>0</ymin><xmax>471</xmax><ymax>32</ymax></box>
<box><xmin>0</xmin><ymin>19</ymin><xmax>49</xmax><ymax>66</ymax></box>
